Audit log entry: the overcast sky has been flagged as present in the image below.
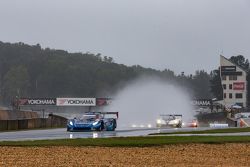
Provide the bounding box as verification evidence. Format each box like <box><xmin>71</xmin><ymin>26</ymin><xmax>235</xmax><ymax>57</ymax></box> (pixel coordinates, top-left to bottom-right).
<box><xmin>0</xmin><ymin>0</ymin><xmax>249</xmax><ymax>74</ymax></box>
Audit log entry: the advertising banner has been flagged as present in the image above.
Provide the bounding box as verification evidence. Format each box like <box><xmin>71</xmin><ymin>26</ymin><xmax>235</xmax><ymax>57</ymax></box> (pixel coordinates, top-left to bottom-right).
<box><xmin>56</xmin><ymin>98</ymin><xmax>96</xmax><ymax>106</ymax></box>
<box><xmin>233</xmin><ymin>82</ymin><xmax>245</xmax><ymax>90</ymax></box>
<box><xmin>221</xmin><ymin>66</ymin><xmax>242</xmax><ymax>76</ymax></box>
<box><xmin>191</xmin><ymin>99</ymin><xmax>212</xmax><ymax>106</ymax></box>
<box><xmin>221</xmin><ymin>66</ymin><xmax>236</xmax><ymax>72</ymax></box>
<box><xmin>18</xmin><ymin>98</ymin><xmax>56</xmax><ymax>105</ymax></box>
<box><xmin>96</xmin><ymin>98</ymin><xmax>112</xmax><ymax>106</ymax></box>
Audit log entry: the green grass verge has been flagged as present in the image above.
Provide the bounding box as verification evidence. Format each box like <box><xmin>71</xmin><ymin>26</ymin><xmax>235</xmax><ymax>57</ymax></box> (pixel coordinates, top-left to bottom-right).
<box><xmin>149</xmin><ymin>127</ymin><xmax>250</xmax><ymax>135</ymax></box>
<box><xmin>1</xmin><ymin>136</ymin><xmax>250</xmax><ymax>147</ymax></box>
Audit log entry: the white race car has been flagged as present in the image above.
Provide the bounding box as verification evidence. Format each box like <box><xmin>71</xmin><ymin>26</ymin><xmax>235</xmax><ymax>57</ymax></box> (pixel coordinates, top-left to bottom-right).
<box><xmin>156</xmin><ymin>114</ymin><xmax>182</xmax><ymax>128</ymax></box>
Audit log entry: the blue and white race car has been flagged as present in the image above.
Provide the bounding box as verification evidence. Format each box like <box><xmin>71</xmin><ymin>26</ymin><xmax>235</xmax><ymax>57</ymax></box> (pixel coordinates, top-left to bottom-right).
<box><xmin>67</xmin><ymin>112</ymin><xmax>118</xmax><ymax>131</ymax></box>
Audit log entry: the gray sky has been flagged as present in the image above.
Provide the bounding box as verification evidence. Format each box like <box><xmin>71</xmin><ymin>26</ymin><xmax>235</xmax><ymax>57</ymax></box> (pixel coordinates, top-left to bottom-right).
<box><xmin>0</xmin><ymin>0</ymin><xmax>249</xmax><ymax>74</ymax></box>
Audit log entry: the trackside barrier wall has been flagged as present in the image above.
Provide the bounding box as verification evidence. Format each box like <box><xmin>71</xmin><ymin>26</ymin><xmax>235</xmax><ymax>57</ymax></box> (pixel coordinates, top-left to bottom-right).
<box><xmin>7</xmin><ymin>120</ymin><xmax>18</xmax><ymax>130</ymax></box>
<box><xmin>18</xmin><ymin>119</ymin><xmax>28</xmax><ymax>129</ymax></box>
<box><xmin>0</xmin><ymin>110</ymin><xmax>39</xmax><ymax>120</ymax></box>
<box><xmin>46</xmin><ymin>114</ymin><xmax>68</xmax><ymax>128</ymax></box>
<box><xmin>0</xmin><ymin>120</ymin><xmax>8</xmax><ymax>131</ymax></box>
<box><xmin>226</xmin><ymin>117</ymin><xmax>237</xmax><ymax>127</ymax></box>
<box><xmin>196</xmin><ymin>112</ymin><xmax>228</xmax><ymax>126</ymax></box>
<box><xmin>0</xmin><ymin>115</ymin><xmax>67</xmax><ymax>131</ymax></box>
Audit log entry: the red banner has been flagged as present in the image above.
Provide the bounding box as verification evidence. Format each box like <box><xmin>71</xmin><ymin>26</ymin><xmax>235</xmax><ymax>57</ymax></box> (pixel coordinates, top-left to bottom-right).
<box><xmin>96</xmin><ymin>98</ymin><xmax>112</xmax><ymax>106</ymax></box>
<box><xmin>233</xmin><ymin>82</ymin><xmax>245</xmax><ymax>90</ymax></box>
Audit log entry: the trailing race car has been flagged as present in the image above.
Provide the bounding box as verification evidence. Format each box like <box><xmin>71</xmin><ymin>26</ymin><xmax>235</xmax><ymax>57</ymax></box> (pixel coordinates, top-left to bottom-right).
<box><xmin>186</xmin><ymin>119</ymin><xmax>198</xmax><ymax>127</ymax></box>
<box><xmin>67</xmin><ymin>112</ymin><xmax>118</xmax><ymax>131</ymax></box>
<box><xmin>156</xmin><ymin>114</ymin><xmax>182</xmax><ymax>128</ymax></box>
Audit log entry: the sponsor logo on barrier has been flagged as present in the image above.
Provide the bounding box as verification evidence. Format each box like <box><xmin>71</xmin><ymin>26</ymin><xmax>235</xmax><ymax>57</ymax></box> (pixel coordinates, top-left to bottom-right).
<box><xmin>19</xmin><ymin>98</ymin><xmax>56</xmax><ymax>105</ymax></box>
<box><xmin>28</xmin><ymin>99</ymin><xmax>55</xmax><ymax>105</ymax></box>
<box><xmin>191</xmin><ymin>99</ymin><xmax>212</xmax><ymax>106</ymax></box>
<box><xmin>96</xmin><ymin>98</ymin><xmax>112</xmax><ymax>106</ymax></box>
<box><xmin>56</xmin><ymin>98</ymin><xmax>96</xmax><ymax>106</ymax></box>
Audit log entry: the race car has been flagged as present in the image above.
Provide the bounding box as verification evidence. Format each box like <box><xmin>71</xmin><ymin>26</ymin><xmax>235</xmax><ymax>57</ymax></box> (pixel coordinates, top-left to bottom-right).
<box><xmin>156</xmin><ymin>114</ymin><xmax>182</xmax><ymax>128</ymax></box>
<box><xmin>67</xmin><ymin>112</ymin><xmax>118</xmax><ymax>132</ymax></box>
<box><xmin>186</xmin><ymin>119</ymin><xmax>198</xmax><ymax>127</ymax></box>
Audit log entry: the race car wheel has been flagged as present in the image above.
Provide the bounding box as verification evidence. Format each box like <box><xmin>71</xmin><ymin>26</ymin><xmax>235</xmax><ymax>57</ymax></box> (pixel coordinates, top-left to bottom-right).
<box><xmin>111</xmin><ymin>119</ymin><xmax>117</xmax><ymax>131</ymax></box>
<box><xmin>177</xmin><ymin>123</ymin><xmax>182</xmax><ymax>128</ymax></box>
<box><xmin>67</xmin><ymin>127</ymin><xmax>70</xmax><ymax>131</ymax></box>
<box><xmin>98</xmin><ymin>121</ymin><xmax>104</xmax><ymax>131</ymax></box>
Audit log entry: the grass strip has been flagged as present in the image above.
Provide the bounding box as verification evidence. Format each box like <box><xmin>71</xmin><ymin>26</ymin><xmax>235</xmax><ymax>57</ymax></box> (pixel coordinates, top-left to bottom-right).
<box><xmin>0</xmin><ymin>136</ymin><xmax>250</xmax><ymax>147</ymax></box>
<box><xmin>149</xmin><ymin>127</ymin><xmax>250</xmax><ymax>135</ymax></box>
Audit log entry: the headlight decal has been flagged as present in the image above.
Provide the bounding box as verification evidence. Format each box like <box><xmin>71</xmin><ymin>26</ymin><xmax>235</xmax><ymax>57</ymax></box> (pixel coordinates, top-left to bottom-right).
<box><xmin>92</xmin><ymin>121</ymin><xmax>99</xmax><ymax>126</ymax></box>
<box><xmin>69</xmin><ymin>121</ymin><xmax>73</xmax><ymax>126</ymax></box>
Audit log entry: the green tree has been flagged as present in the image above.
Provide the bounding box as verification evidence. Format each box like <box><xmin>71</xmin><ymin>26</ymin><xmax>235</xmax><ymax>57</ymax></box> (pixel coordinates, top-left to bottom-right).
<box><xmin>2</xmin><ymin>65</ymin><xmax>30</xmax><ymax>102</ymax></box>
<box><xmin>192</xmin><ymin>70</ymin><xmax>212</xmax><ymax>99</ymax></box>
<box><xmin>229</xmin><ymin>55</ymin><xmax>249</xmax><ymax>71</ymax></box>
<box><xmin>0</xmin><ymin>41</ymin><xmax>233</xmax><ymax>105</ymax></box>
<box><xmin>210</xmin><ymin>69</ymin><xmax>223</xmax><ymax>100</ymax></box>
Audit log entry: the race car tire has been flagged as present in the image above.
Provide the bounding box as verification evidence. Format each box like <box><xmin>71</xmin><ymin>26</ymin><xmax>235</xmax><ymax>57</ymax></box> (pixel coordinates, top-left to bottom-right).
<box><xmin>177</xmin><ymin>122</ymin><xmax>182</xmax><ymax>128</ymax></box>
<box><xmin>98</xmin><ymin>121</ymin><xmax>104</xmax><ymax>131</ymax></box>
<box><xmin>113</xmin><ymin>119</ymin><xmax>117</xmax><ymax>128</ymax></box>
<box><xmin>111</xmin><ymin>119</ymin><xmax>117</xmax><ymax>131</ymax></box>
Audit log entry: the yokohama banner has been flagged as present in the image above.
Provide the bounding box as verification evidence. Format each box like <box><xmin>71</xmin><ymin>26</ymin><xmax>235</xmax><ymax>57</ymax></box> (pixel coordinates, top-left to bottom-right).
<box><xmin>56</xmin><ymin>98</ymin><xmax>96</xmax><ymax>106</ymax></box>
<box><xmin>191</xmin><ymin>99</ymin><xmax>212</xmax><ymax>106</ymax></box>
<box><xmin>18</xmin><ymin>98</ymin><xmax>56</xmax><ymax>105</ymax></box>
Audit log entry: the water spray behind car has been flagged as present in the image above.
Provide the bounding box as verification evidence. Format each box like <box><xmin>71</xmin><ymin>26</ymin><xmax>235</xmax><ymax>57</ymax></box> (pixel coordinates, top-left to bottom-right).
<box><xmin>105</xmin><ymin>76</ymin><xmax>195</xmax><ymax>129</ymax></box>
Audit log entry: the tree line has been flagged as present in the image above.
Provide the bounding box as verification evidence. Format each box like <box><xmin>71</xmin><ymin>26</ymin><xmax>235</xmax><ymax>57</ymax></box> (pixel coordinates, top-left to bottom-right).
<box><xmin>0</xmin><ymin>41</ymin><xmax>248</xmax><ymax>106</ymax></box>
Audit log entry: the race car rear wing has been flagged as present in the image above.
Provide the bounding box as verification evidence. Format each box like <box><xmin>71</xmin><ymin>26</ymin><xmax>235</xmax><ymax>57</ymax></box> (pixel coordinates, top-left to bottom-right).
<box><xmin>84</xmin><ymin>111</ymin><xmax>119</xmax><ymax>118</ymax></box>
<box><xmin>102</xmin><ymin>112</ymin><xmax>119</xmax><ymax>119</ymax></box>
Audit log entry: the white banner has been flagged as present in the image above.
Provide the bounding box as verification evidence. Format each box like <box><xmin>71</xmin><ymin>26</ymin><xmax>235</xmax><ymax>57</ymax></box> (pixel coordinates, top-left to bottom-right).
<box><xmin>56</xmin><ymin>98</ymin><xmax>96</xmax><ymax>106</ymax></box>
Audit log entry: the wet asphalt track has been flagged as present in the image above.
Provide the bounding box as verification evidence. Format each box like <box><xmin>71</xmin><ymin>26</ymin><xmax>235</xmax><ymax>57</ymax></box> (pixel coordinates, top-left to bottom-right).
<box><xmin>0</xmin><ymin>127</ymin><xmax>206</xmax><ymax>141</ymax></box>
<box><xmin>0</xmin><ymin>127</ymin><xmax>249</xmax><ymax>141</ymax></box>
